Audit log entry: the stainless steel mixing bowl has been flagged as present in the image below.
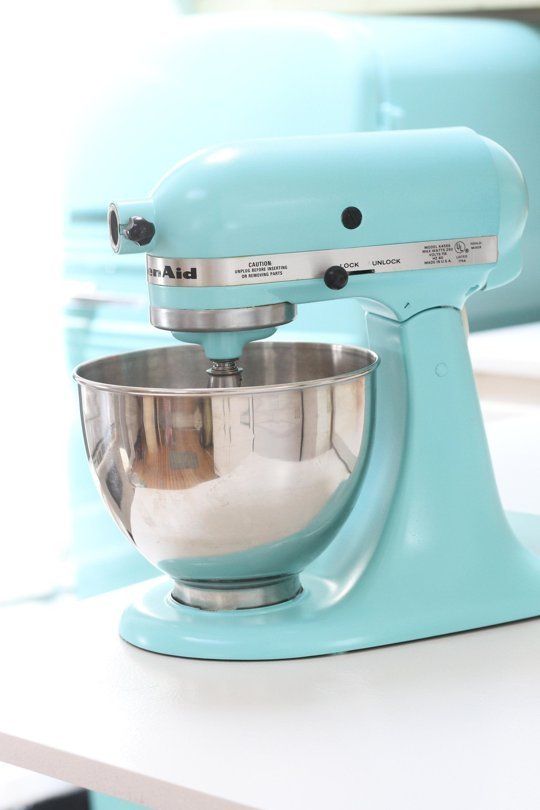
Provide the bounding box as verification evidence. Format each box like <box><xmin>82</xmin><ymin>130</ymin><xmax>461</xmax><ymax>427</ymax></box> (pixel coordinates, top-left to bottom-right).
<box><xmin>74</xmin><ymin>342</ymin><xmax>378</xmax><ymax>610</ymax></box>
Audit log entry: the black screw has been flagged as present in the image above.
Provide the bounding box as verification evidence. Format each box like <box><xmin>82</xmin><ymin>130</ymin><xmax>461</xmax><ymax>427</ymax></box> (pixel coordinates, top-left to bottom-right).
<box><xmin>124</xmin><ymin>216</ymin><xmax>156</xmax><ymax>246</ymax></box>
<box><xmin>324</xmin><ymin>266</ymin><xmax>349</xmax><ymax>290</ymax></box>
<box><xmin>341</xmin><ymin>206</ymin><xmax>362</xmax><ymax>229</ymax></box>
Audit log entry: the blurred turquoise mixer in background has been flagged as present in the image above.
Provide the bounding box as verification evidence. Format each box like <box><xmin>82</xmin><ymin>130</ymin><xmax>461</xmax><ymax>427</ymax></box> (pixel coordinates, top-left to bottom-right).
<box><xmin>66</xmin><ymin>10</ymin><xmax>540</xmax><ymax>598</ymax></box>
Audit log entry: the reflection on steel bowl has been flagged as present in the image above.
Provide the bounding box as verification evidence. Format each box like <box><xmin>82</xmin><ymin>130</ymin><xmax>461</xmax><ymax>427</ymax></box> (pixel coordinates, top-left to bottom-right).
<box><xmin>74</xmin><ymin>342</ymin><xmax>378</xmax><ymax>610</ymax></box>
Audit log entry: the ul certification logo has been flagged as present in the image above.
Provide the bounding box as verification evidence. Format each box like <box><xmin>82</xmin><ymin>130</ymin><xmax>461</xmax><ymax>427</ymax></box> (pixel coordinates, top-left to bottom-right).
<box><xmin>454</xmin><ymin>241</ymin><xmax>468</xmax><ymax>255</ymax></box>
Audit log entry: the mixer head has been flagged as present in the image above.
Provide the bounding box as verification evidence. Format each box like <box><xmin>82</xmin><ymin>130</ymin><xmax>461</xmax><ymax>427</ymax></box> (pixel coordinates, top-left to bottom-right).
<box><xmin>108</xmin><ymin>127</ymin><xmax>527</xmax><ymax>375</ymax></box>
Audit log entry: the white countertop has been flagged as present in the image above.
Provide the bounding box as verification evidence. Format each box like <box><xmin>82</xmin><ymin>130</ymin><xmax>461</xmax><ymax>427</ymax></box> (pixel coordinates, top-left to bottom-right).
<box><xmin>0</xmin><ymin>323</ymin><xmax>539</xmax><ymax>809</ymax></box>
<box><xmin>1</xmin><ymin>587</ymin><xmax>540</xmax><ymax>810</ymax></box>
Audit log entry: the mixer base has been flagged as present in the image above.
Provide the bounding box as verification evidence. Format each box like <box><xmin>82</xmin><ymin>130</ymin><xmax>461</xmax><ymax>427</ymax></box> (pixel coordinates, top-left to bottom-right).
<box><xmin>119</xmin><ymin>512</ymin><xmax>540</xmax><ymax>661</ymax></box>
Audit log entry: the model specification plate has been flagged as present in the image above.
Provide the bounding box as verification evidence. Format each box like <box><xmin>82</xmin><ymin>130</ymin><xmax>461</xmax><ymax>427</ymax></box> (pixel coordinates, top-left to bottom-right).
<box><xmin>147</xmin><ymin>236</ymin><xmax>498</xmax><ymax>287</ymax></box>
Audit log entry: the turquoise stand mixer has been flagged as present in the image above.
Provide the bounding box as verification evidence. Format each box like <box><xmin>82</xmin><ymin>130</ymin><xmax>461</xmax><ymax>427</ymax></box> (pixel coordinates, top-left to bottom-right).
<box><xmin>75</xmin><ymin>127</ymin><xmax>540</xmax><ymax>660</ymax></box>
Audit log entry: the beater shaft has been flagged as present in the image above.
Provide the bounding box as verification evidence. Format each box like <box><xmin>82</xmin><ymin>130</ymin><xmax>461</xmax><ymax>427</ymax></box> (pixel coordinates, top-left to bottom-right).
<box><xmin>206</xmin><ymin>358</ymin><xmax>243</xmax><ymax>388</ymax></box>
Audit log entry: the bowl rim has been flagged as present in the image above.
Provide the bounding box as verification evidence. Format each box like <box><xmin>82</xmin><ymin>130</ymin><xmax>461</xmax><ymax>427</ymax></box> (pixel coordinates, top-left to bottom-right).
<box><xmin>73</xmin><ymin>341</ymin><xmax>379</xmax><ymax>397</ymax></box>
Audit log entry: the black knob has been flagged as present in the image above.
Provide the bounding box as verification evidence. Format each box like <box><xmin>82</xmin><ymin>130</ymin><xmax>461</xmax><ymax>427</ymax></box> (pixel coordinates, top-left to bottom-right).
<box><xmin>324</xmin><ymin>266</ymin><xmax>349</xmax><ymax>290</ymax></box>
<box><xmin>124</xmin><ymin>216</ymin><xmax>156</xmax><ymax>246</ymax></box>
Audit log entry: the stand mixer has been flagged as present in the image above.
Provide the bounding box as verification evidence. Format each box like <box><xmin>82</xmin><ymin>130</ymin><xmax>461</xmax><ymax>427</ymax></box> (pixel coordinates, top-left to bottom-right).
<box><xmin>75</xmin><ymin>127</ymin><xmax>540</xmax><ymax>660</ymax></box>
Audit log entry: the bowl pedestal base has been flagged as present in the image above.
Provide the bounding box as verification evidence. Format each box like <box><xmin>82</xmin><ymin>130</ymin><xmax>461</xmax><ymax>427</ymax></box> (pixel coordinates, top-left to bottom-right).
<box><xmin>120</xmin><ymin>512</ymin><xmax>540</xmax><ymax>661</ymax></box>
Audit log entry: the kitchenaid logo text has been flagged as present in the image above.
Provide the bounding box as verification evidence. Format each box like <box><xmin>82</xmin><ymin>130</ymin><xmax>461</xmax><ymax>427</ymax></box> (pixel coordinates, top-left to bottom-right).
<box><xmin>148</xmin><ymin>265</ymin><xmax>197</xmax><ymax>280</ymax></box>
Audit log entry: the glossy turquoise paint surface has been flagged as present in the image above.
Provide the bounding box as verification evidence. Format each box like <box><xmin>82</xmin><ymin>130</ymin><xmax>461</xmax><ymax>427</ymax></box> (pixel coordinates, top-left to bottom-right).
<box><xmin>117</xmin><ymin>128</ymin><xmax>524</xmax><ymax>321</ymax></box>
<box><xmin>131</xmin><ymin>124</ymin><xmax>524</xmax><ymax>366</ymax></box>
<box><xmin>118</xmin><ymin>127</ymin><xmax>501</xmax><ymax>260</ymax></box>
